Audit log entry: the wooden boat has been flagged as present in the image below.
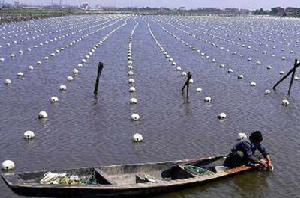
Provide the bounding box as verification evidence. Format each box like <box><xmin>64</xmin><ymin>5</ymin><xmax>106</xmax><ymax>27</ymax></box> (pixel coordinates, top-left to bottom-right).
<box><xmin>2</xmin><ymin>155</ymin><xmax>255</xmax><ymax>197</ymax></box>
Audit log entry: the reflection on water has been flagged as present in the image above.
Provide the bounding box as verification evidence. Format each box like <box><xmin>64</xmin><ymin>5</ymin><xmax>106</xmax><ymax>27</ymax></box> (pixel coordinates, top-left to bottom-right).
<box><xmin>153</xmin><ymin>172</ymin><xmax>271</xmax><ymax>198</ymax></box>
<box><xmin>232</xmin><ymin>172</ymin><xmax>270</xmax><ymax>198</ymax></box>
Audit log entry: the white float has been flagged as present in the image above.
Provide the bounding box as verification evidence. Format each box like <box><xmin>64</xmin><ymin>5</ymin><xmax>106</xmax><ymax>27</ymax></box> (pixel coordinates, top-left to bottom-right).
<box><xmin>204</xmin><ymin>97</ymin><xmax>212</xmax><ymax>103</ymax></box>
<box><xmin>28</xmin><ymin>65</ymin><xmax>34</xmax><ymax>70</ymax></box>
<box><xmin>130</xmin><ymin>98</ymin><xmax>138</xmax><ymax>104</ymax></box>
<box><xmin>250</xmin><ymin>82</ymin><xmax>256</xmax><ymax>86</ymax></box>
<box><xmin>2</xmin><ymin>160</ymin><xmax>15</xmax><ymax>170</ymax></box>
<box><xmin>4</xmin><ymin>79</ymin><xmax>11</xmax><ymax>85</ymax></box>
<box><xmin>237</xmin><ymin>133</ymin><xmax>247</xmax><ymax>140</ymax></box>
<box><xmin>238</xmin><ymin>75</ymin><xmax>244</xmax><ymax>79</ymax></box>
<box><xmin>24</xmin><ymin>131</ymin><xmax>35</xmax><ymax>139</ymax></box>
<box><xmin>129</xmin><ymin>87</ymin><xmax>136</xmax><ymax>92</ymax></box>
<box><xmin>133</xmin><ymin>133</ymin><xmax>143</xmax><ymax>142</ymax></box>
<box><xmin>59</xmin><ymin>85</ymin><xmax>67</xmax><ymax>91</ymax></box>
<box><xmin>128</xmin><ymin>71</ymin><xmax>134</xmax><ymax>76</ymax></box>
<box><xmin>128</xmin><ymin>78</ymin><xmax>135</xmax><ymax>83</ymax></box>
<box><xmin>131</xmin><ymin>113</ymin><xmax>140</xmax><ymax>121</ymax></box>
<box><xmin>38</xmin><ymin>111</ymin><xmax>48</xmax><ymax>119</ymax></box>
<box><xmin>196</xmin><ymin>87</ymin><xmax>202</xmax><ymax>92</ymax></box>
<box><xmin>218</xmin><ymin>113</ymin><xmax>227</xmax><ymax>120</ymax></box>
<box><xmin>176</xmin><ymin>66</ymin><xmax>182</xmax><ymax>71</ymax></box>
<box><xmin>282</xmin><ymin>99</ymin><xmax>289</xmax><ymax>106</ymax></box>
<box><xmin>50</xmin><ymin>97</ymin><xmax>59</xmax><ymax>103</ymax></box>
<box><xmin>17</xmin><ymin>72</ymin><xmax>24</xmax><ymax>77</ymax></box>
<box><xmin>265</xmin><ymin>90</ymin><xmax>271</xmax><ymax>95</ymax></box>
<box><xmin>67</xmin><ymin>76</ymin><xmax>74</xmax><ymax>81</ymax></box>
<box><xmin>73</xmin><ymin>68</ymin><xmax>79</xmax><ymax>75</ymax></box>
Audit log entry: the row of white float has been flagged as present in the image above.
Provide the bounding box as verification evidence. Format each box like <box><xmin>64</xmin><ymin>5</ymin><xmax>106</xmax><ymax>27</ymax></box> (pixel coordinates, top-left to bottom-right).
<box><xmin>2</xmin><ymin>19</ymin><xmax>129</xmax><ymax>171</ymax></box>
<box><xmin>0</xmin><ymin>16</ymin><xmax>119</xmax><ymax>71</ymax></box>
<box><xmin>0</xmin><ymin>16</ymin><xmax>112</xmax><ymax>57</ymax></box>
<box><xmin>173</xmin><ymin>18</ymin><xmax>295</xmax><ymax>63</ymax></box>
<box><xmin>3</xmin><ymin>18</ymin><xmax>123</xmax><ymax>86</ymax></box>
<box><xmin>0</xmin><ymin>16</ymin><xmax>77</xmax><ymax>40</ymax></box>
<box><xmin>177</xmin><ymin>22</ymin><xmax>297</xmax><ymax>104</ymax></box>
<box><xmin>155</xmin><ymin>20</ymin><xmax>292</xmax><ymax>106</ymax></box>
<box><xmin>127</xmin><ymin>22</ymin><xmax>143</xmax><ymax>143</ymax></box>
<box><xmin>165</xmin><ymin>17</ymin><xmax>300</xmax><ymax>86</ymax></box>
<box><xmin>148</xmin><ymin>23</ymin><xmax>227</xmax><ymax>120</ymax></box>
<box><xmin>157</xmin><ymin>21</ymin><xmax>259</xmax><ymax>88</ymax></box>
<box><xmin>162</xmin><ymin>19</ymin><xmax>293</xmax><ymax>74</ymax></box>
<box><xmin>176</xmin><ymin>20</ymin><xmax>299</xmax><ymax>81</ymax></box>
<box><xmin>167</xmin><ymin>16</ymin><xmax>298</xmax><ymax>63</ymax></box>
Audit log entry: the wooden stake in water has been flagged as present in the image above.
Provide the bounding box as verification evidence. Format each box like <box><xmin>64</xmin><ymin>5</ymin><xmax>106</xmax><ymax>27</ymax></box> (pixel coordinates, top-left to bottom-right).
<box><xmin>273</xmin><ymin>59</ymin><xmax>300</xmax><ymax>96</ymax></box>
<box><xmin>94</xmin><ymin>62</ymin><xmax>104</xmax><ymax>96</ymax></box>
<box><xmin>182</xmin><ymin>72</ymin><xmax>192</xmax><ymax>99</ymax></box>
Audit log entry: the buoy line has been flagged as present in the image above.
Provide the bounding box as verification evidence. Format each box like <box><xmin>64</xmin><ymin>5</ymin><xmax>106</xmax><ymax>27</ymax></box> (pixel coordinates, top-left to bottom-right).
<box><xmin>0</xmin><ymin>17</ymin><xmax>116</xmax><ymax>62</ymax></box>
<box><xmin>157</xmin><ymin>17</ymin><xmax>294</xmax><ymax>104</ymax></box>
<box><xmin>2</xmin><ymin>18</ymin><xmax>124</xmax><ymax>89</ymax></box>
<box><xmin>27</xmin><ymin>20</ymin><xmax>129</xmax><ymax>147</ymax></box>
<box><xmin>167</xmin><ymin>17</ymin><xmax>294</xmax><ymax>63</ymax></box>
<box><xmin>154</xmin><ymin>20</ymin><xmax>276</xmax><ymax>96</ymax></box>
<box><xmin>127</xmin><ymin>21</ymin><xmax>143</xmax><ymax>143</ymax></box>
<box><xmin>162</xmin><ymin>17</ymin><xmax>294</xmax><ymax>79</ymax></box>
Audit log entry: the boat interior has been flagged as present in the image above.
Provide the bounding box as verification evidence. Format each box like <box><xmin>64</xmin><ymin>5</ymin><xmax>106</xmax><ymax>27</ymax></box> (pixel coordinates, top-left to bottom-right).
<box><xmin>16</xmin><ymin>157</ymin><xmax>226</xmax><ymax>186</ymax></box>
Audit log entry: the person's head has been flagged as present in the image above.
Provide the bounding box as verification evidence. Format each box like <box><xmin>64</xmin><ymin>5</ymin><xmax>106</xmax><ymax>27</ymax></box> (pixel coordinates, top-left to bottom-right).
<box><xmin>249</xmin><ymin>131</ymin><xmax>263</xmax><ymax>145</ymax></box>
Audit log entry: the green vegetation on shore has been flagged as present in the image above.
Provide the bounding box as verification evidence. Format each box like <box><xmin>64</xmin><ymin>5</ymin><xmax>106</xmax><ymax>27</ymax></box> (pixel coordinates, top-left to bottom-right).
<box><xmin>0</xmin><ymin>8</ymin><xmax>85</xmax><ymax>23</ymax></box>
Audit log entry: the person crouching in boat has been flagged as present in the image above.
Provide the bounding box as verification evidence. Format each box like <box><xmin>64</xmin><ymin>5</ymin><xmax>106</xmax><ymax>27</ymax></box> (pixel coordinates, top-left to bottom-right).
<box><xmin>224</xmin><ymin>131</ymin><xmax>273</xmax><ymax>170</ymax></box>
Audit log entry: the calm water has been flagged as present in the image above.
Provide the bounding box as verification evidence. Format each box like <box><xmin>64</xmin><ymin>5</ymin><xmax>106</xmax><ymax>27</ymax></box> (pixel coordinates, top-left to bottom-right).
<box><xmin>0</xmin><ymin>15</ymin><xmax>300</xmax><ymax>198</ymax></box>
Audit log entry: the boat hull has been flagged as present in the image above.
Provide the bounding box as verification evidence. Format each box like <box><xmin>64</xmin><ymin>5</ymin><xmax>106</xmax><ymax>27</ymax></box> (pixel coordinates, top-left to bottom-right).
<box><xmin>2</xmin><ymin>156</ymin><xmax>254</xmax><ymax>197</ymax></box>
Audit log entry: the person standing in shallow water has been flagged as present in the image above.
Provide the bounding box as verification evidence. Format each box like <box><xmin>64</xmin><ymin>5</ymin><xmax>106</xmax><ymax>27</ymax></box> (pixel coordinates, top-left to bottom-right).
<box><xmin>182</xmin><ymin>71</ymin><xmax>192</xmax><ymax>94</ymax></box>
<box><xmin>224</xmin><ymin>131</ymin><xmax>273</xmax><ymax>169</ymax></box>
